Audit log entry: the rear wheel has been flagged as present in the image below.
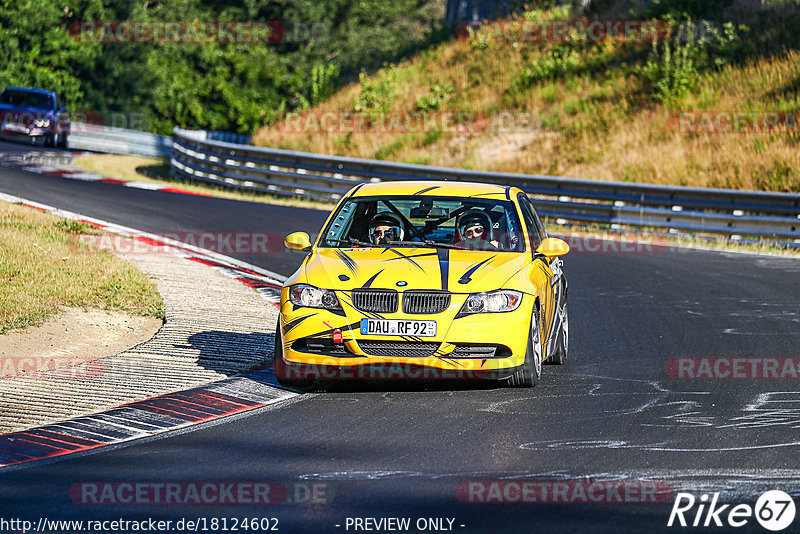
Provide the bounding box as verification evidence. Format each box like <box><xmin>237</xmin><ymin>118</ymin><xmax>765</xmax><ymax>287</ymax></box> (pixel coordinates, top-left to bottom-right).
<box><xmin>506</xmin><ymin>305</ymin><xmax>542</xmax><ymax>387</ymax></box>
<box><xmin>273</xmin><ymin>321</ymin><xmax>313</xmax><ymax>389</ymax></box>
<box><xmin>549</xmin><ymin>303</ymin><xmax>568</xmax><ymax>365</ymax></box>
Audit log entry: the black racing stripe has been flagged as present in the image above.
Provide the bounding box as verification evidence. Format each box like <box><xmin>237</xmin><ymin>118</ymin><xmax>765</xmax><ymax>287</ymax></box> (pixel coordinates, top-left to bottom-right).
<box><xmin>362</xmin><ymin>270</ymin><xmax>384</xmax><ymax>288</ymax></box>
<box><xmin>436</xmin><ymin>356</ymin><xmax>467</xmax><ymax>368</ymax></box>
<box><xmin>282</xmin><ymin>313</ymin><xmax>316</xmax><ymax>335</ymax></box>
<box><xmin>436</xmin><ymin>249</ymin><xmax>449</xmax><ymax>291</ymax></box>
<box><xmin>334</xmin><ymin>249</ymin><xmax>358</xmax><ymax>274</ymax></box>
<box><xmin>382</xmin><ymin>249</ymin><xmax>426</xmax><ymax>271</ymax></box>
<box><xmin>389</xmin><ymin>251</ymin><xmax>438</xmax><ymax>259</ymax></box>
<box><xmin>457</xmin><ymin>256</ymin><xmax>494</xmax><ymax>285</ymax></box>
<box><xmin>413</xmin><ymin>185</ymin><xmax>440</xmax><ymax>195</ymax></box>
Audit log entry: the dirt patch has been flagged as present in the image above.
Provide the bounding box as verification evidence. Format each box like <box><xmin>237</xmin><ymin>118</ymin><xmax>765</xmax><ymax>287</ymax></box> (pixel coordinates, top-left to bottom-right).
<box><xmin>0</xmin><ymin>308</ymin><xmax>162</xmax><ymax>376</ymax></box>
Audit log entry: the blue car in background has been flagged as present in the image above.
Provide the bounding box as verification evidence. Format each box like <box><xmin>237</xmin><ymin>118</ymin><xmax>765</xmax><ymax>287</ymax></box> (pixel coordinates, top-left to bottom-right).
<box><xmin>0</xmin><ymin>87</ymin><xmax>70</xmax><ymax>148</ymax></box>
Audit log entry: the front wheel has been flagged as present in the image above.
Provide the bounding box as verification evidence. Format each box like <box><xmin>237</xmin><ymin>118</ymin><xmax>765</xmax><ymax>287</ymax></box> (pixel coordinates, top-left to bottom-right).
<box><xmin>506</xmin><ymin>305</ymin><xmax>542</xmax><ymax>387</ymax></box>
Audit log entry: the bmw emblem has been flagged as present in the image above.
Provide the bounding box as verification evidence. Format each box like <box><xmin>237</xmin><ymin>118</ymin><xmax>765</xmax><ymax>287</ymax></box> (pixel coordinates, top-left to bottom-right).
<box><xmin>396</xmin><ymin>281</ymin><xmax>408</xmax><ymax>287</ymax></box>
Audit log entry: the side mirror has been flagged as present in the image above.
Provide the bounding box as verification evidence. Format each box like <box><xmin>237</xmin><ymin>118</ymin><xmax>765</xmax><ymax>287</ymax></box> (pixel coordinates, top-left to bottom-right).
<box><xmin>285</xmin><ymin>231</ymin><xmax>312</xmax><ymax>251</ymax></box>
<box><xmin>535</xmin><ymin>237</ymin><xmax>570</xmax><ymax>258</ymax></box>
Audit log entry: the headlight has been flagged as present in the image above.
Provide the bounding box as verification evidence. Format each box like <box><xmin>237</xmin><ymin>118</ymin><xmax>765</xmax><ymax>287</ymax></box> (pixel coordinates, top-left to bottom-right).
<box><xmin>459</xmin><ymin>290</ymin><xmax>522</xmax><ymax>316</ymax></box>
<box><xmin>289</xmin><ymin>284</ymin><xmax>340</xmax><ymax>310</ymax></box>
<box><xmin>34</xmin><ymin>118</ymin><xmax>50</xmax><ymax>128</ymax></box>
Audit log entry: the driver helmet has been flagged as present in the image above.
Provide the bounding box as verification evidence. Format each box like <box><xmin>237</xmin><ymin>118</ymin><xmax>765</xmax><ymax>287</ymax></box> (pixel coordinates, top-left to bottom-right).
<box><xmin>368</xmin><ymin>211</ymin><xmax>404</xmax><ymax>244</ymax></box>
<box><xmin>456</xmin><ymin>209</ymin><xmax>493</xmax><ymax>243</ymax></box>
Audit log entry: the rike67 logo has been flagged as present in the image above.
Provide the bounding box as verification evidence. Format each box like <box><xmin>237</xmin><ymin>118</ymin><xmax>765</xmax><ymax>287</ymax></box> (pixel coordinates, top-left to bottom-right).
<box><xmin>668</xmin><ymin>491</ymin><xmax>796</xmax><ymax>531</ymax></box>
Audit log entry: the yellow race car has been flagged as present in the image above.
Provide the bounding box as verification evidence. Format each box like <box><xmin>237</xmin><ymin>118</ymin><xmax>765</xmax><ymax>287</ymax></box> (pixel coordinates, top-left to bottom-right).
<box><xmin>275</xmin><ymin>180</ymin><xmax>569</xmax><ymax>388</ymax></box>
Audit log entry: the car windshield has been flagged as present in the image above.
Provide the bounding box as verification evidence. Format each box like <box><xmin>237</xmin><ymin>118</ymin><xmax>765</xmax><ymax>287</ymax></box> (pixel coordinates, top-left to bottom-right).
<box><xmin>320</xmin><ymin>195</ymin><xmax>525</xmax><ymax>252</ymax></box>
<box><xmin>0</xmin><ymin>90</ymin><xmax>54</xmax><ymax>109</ymax></box>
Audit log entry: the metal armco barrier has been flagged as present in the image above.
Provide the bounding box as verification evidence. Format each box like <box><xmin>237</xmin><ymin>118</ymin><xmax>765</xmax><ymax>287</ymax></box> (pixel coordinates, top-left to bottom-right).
<box><xmin>171</xmin><ymin>127</ymin><xmax>800</xmax><ymax>240</ymax></box>
<box><xmin>69</xmin><ymin>125</ymin><xmax>172</xmax><ymax>158</ymax></box>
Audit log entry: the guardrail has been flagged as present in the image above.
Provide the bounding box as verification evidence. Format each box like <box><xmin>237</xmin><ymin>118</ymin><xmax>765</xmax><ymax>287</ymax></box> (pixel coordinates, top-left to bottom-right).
<box><xmin>69</xmin><ymin>125</ymin><xmax>172</xmax><ymax>158</ymax></box>
<box><xmin>68</xmin><ymin>126</ymin><xmax>252</xmax><ymax>159</ymax></box>
<box><xmin>171</xmin><ymin>127</ymin><xmax>800</xmax><ymax>240</ymax></box>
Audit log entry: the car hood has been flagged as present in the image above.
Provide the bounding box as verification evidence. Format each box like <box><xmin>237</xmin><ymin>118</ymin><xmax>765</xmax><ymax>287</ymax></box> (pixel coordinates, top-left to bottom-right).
<box><xmin>303</xmin><ymin>246</ymin><xmax>530</xmax><ymax>293</ymax></box>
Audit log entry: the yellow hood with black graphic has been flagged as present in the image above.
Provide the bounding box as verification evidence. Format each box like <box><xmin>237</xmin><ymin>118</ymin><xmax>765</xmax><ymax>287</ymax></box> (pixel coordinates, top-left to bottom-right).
<box><xmin>301</xmin><ymin>246</ymin><xmax>531</xmax><ymax>293</ymax></box>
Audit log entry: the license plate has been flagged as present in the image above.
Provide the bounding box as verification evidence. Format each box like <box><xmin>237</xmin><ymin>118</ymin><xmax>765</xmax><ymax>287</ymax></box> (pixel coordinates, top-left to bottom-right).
<box><xmin>360</xmin><ymin>318</ymin><xmax>437</xmax><ymax>337</ymax></box>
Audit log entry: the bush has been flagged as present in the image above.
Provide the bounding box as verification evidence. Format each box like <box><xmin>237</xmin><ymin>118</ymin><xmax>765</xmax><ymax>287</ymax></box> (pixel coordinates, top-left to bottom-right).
<box><xmin>416</xmin><ymin>84</ymin><xmax>454</xmax><ymax>111</ymax></box>
<box><xmin>640</xmin><ymin>22</ymin><xmax>701</xmax><ymax>103</ymax></box>
<box><xmin>311</xmin><ymin>63</ymin><xmax>340</xmax><ymax>106</ymax></box>
<box><xmin>521</xmin><ymin>43</ymin><xmax>584</xmax><ymax>83</ymax></box>
<box><xmin>354</xmin><ymin>70</ymin><xmax>398</xmax><ymax>117</ymax></box>
<box><xmin>639</xmin><ymin>18</ymin><xmax>747</xmax><ymax>103</ymax></box>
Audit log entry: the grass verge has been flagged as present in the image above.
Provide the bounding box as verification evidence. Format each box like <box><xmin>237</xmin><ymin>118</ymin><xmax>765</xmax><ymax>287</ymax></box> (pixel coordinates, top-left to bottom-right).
<box><xmin>72</xmin><ymin>154</ymin><xmax>335</xmax><ymax>211</ymax></box>
<box><xmin>0</xmin><ymin>200</ymin><xmax>165</xmax><ymax>334</ymax></box>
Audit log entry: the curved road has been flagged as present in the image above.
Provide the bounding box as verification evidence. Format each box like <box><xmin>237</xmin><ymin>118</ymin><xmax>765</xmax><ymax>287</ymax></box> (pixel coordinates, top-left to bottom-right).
<box><xmin>1</xmin><ymin>140</ymin><xmax>799</xmax><ymax>533</ymax></box>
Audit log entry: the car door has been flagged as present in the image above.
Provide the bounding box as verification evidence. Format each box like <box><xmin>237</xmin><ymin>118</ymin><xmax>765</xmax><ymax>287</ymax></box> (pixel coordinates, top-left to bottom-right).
<box><xmin>517</xmin><ymin>194</ymin><xmax>556</xmax><ymax>343</ymax></box>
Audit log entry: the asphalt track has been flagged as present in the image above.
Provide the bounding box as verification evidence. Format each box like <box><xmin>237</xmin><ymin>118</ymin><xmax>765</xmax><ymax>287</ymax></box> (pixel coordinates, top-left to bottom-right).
<box><xmin>1</xmin><ymin>139</ymin><xmax>800</xmax><ymax>533</ymax></box>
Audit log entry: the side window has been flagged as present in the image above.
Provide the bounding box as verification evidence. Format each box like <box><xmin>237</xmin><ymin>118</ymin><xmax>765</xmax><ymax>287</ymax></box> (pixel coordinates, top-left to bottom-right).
<box><xmin>517</xmin><ymin>194</ymin><xmax>542</xmax><ymax>249</ymax></box>
<box><xmin>531</xmin><ymin>203</ymin><xmax>547</xmax><ymax>240</ymax></box>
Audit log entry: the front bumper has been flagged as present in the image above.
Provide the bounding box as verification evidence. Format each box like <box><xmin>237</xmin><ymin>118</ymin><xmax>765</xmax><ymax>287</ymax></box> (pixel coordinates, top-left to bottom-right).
<box><xmin>278</xmin><ymin>288</ymin><xmax>533</xmax><ymax>379</ymax></box>
<box><xmin>0</xmin><ymin>130</ymin><xmax>46</xmax><ymax>143</ymax></box>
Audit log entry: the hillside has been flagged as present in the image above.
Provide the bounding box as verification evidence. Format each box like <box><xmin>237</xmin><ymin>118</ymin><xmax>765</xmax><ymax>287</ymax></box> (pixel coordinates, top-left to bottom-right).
<box><xmin>253</xmin><ymin>2</ymin><xmax>800</xmax><ymax>192</ymax></box>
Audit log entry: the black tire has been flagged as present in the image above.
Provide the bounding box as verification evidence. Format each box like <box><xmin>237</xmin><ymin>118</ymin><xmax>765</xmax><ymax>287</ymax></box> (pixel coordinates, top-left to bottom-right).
<box><xmin>46</xmin><ymin>133</ymin><xmax>57</xmax><ymax>148</ymax></box>
<box><xmin>58</xmin><ymin>133</ymin><xmax>69</xmax><ymax>150</ymax></box>
<box><xmin>506</xmin><ymin>305</ymin><xmax>542</xmax><ymax>387</ymax></box>
<box><xmin>273</xmin><ymin>321</ymin><xmax>313</xmax><ymax>389</ymax></box>
<box><xmin>549</xmin><ymin>303</ymin><xmax>568</xmax><ymax>365</ymax></box>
